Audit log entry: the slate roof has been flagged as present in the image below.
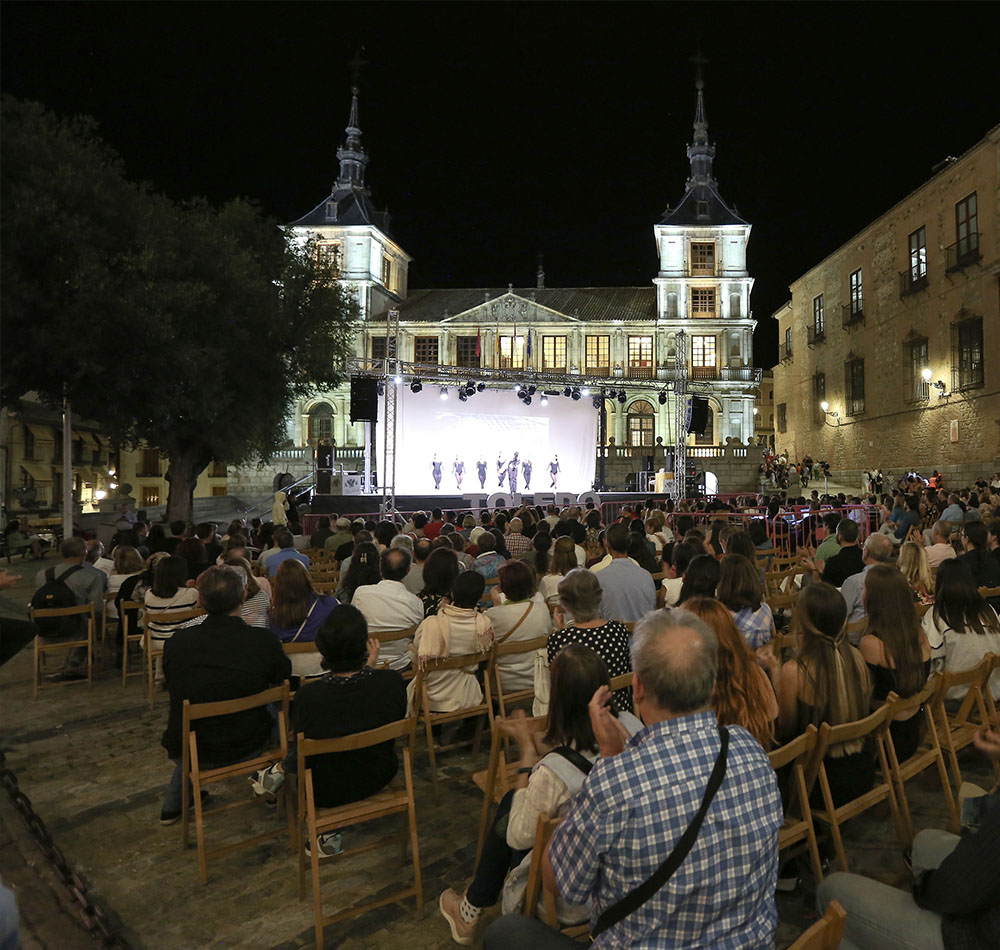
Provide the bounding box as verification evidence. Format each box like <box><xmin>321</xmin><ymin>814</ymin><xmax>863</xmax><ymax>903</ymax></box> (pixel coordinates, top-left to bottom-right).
<box><xmin>289</xmin><ymin>186</ymin><xmax>393</xmax><ymax>235</ymax></box>
<box><xmin>660</xmin><ymin>184</ymin><xmax>748</xmax><ymax>227</ymax></box>
<box><xmin>384</xmin><ymin>287</ymin><xmax>658</xmax><ymax>323</ymax></box>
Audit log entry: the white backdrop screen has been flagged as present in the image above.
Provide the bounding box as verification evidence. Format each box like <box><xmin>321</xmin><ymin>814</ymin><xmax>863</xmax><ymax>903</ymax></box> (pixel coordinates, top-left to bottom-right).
<box><xmin>395</xmin><ymin>388</ymin><xmax>598</xmax><ymax>495</ymax></box>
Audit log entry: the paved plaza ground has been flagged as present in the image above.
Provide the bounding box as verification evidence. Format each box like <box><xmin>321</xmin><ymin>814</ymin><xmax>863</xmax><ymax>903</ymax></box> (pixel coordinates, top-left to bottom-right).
<box><xmin>0</xmin><ymin>563</ymin><xmax>990</xmax><ymax>949</ymax></box>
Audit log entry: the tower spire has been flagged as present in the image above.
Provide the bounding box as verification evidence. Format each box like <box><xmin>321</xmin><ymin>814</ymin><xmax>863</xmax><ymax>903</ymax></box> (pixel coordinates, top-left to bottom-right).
<box><xmin>685</xmin><ymin>52</ymin><xmax>717</xmax><ymax>192</ymax></box>
<box><xmin>335</xmin><ymin>49</ymin><xmax>369</xmax><ymax>190</ymax></box>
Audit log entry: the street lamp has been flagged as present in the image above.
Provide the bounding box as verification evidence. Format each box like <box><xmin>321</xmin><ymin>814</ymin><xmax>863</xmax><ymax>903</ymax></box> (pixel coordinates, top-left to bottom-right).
<box><xmin>820</xmin><ymin>401</ymin><xmax>840</xmax><ymax>426</ymax></box>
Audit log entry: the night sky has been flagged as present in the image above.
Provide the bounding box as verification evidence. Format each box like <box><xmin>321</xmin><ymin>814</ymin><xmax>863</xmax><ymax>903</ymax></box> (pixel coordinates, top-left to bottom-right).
<box><xmin>4</xmin><ymin>3</ymin><xmax>998</xmax><ymax>366</ymax></box>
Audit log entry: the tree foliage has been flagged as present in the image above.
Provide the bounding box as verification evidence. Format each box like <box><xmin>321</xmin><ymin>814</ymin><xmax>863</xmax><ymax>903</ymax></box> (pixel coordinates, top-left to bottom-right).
<box><xmin>1</xmin><ymin>96</ymin><xmax>359</xmax><ymax>520</ymax></box>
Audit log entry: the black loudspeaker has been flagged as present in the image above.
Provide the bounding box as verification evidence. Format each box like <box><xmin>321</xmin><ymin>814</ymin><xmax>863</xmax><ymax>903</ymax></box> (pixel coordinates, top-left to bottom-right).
<box><xmin>350</xmin><ymin>376</ymin><xmax>379</xmax><ymax>423</ymax></box>
<box><xmin>688</xmin><ymin>396</ymin><xmax>709</xmax><ymax>435</ymax></box>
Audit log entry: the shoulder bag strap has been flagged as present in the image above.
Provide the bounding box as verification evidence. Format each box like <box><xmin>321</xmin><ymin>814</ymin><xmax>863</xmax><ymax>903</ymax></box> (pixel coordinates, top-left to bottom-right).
<box><xmin>291</xmin><ymin>598</ymin><xmax>319</xmax><ymax>642</ymax></box>
<box><xmin>591</xmin><ymin>726</ymin><xmax>729</xmax><ymax>939</ymax></box>
<box><xmin>494</xmin><ymin>601</ymin><xmax>533</xmax><ymax>646</ymax></box>
<box><xmin>552</xmin><ymin>745</ymin><xmax>594</xmax><ymax>775</ymax></box>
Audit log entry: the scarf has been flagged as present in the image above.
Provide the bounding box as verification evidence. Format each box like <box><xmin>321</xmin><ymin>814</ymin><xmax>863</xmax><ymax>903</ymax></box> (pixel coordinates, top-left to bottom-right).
<box><xmin>415</xmin><ymin>603</ymin><xmax>493</xmax><ymax>670</ymax></box>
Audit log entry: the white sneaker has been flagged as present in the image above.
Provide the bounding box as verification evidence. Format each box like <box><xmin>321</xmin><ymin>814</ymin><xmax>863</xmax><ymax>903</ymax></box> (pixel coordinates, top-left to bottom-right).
<box><xmin>305</xmin><ymin>831</ymin><xmax>342</xmax><ymax>857</ymax></box>
<box><xmin>249</xmin><ymin>763</ymin><xmax>285</xmax><ymax>798</ymax></box>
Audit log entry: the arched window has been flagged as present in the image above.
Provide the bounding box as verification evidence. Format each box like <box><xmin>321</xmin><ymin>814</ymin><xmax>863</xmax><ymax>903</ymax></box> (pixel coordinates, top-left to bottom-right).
<box><xmin>627</xmin><ymin>399</ymin><xmax>655</xmax><ymax>448</ymax></box>
<box><xmin>694</xmin><ymin>405</ymin><xmax>715</xmax><ymax>445</ymax></box>
<box><xmin>307</xmin><ymin>402</ymin><xmax>335</xmax><ymax>445</ymax></box>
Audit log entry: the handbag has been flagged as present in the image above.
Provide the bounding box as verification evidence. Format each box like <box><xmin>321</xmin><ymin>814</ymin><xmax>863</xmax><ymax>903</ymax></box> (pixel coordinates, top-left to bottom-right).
<box><xmin>590</xmin><ymin>726</ymin><xmax>729</xmax><ymax>938</ymax></box>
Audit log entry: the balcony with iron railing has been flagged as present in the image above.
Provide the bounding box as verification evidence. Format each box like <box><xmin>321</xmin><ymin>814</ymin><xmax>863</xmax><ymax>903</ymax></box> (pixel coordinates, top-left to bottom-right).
<box><xmin>899</xmin><ymin>266</ymin><xmax>928</xmax><ymax>296</ymax></box>
<box><xmin>946</xmin><ymin>233</ymin><xmax>981</xmax><ymax>271</ymax></box>
<box><xmin>627</xmin><ymin>363</ymin><xmax>655</xmax><ymax>379</ymax></box>
<box><xmin>807</xmin><ymin>325</ymin><xmax>826</xmax><ymax>345</ymax></box>
<box><xmin>841</xmin><ymin>304</ymin><xmax>865</xmax><ymax>328</ymax></box>
<box><xmin>779</xmin><ymin>342</ymin><xmax>793</xmax><ymax>362</ymax></box>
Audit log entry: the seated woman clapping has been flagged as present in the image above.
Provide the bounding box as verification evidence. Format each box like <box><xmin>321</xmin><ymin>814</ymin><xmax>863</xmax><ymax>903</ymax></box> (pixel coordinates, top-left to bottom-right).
<box><xmin>407</xmin><ymin>571</ymin><xmax>494</xmax><ymax>713</ymax></box>
<box><xmin>437</xmin><ymin>645</ymin><xmax>642</xmax><ymax>945</ymax></box>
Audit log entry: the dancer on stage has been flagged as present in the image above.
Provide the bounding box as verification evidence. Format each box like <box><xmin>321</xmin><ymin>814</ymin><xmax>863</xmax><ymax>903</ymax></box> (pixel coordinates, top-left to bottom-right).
<box><xmin>521</xmin><ymin>457</ymin><xmax>532</xmax><ymax>490</ymax></box>
<box><xmin>507</xmin><ymin>452</ymin><xmax>520</xmax><ymax>493</ymax></box>
<box><xmin>431</xmin><ymin>454</ymin><xmax>443</xmax><ymax>490</ymax></box>
<box><xmin>549</xmin><ymin>454</ymin><xmax>560</xmax><ymax>488</ymax></box>
<box><xmin>496</xmin><ymin>454</ymin><xmax>506</xmax><ymax>488</ymax></box>
<box><xmin>452</xmin><ymin>456</ymin><xmax>465</xmax><ymax>490</ymax></box>
<box><xmin>477</xmin><ymin>457</ymin><xmax>487</xmax><ymax>489</ymax></box>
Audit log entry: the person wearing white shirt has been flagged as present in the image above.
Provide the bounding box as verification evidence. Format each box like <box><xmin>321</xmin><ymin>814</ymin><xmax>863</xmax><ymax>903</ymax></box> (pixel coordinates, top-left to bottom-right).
<box><xmin>925</xmin><ymin>521</ymin><xmax>958</xmax><ymax>570</ymax></box>
<box><xmin>485</xmin><ymin>561</ymin><xmax>553</xmax><ymax>692</ymax></box>
<box><xmin>352</xmin><ymin>548</ymin><xmax>424</xmax><ymax>671</ymax></box>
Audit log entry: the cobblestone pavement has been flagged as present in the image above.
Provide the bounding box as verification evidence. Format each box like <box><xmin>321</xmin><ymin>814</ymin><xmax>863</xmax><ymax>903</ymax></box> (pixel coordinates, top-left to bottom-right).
<box><xmin>0</xmin><ymin>567</ymin><xmax>992</xmax><ymax>949</ymax></box>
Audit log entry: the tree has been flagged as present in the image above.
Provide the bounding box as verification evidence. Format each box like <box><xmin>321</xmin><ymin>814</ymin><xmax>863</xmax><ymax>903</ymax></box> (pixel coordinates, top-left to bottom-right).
<box><xmin>2</xmin><ymin>96</ymin><xmax>359</xmax><ymax>521</ymax></box>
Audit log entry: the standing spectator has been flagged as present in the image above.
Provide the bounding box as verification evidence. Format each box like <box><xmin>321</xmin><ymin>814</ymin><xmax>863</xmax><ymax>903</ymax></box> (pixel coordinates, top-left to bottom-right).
<box><xmin>159</xmin><ymin>566</ymin><xmax>290</xmax><ymax>824</ymax></box>
<box><xmin>272</xmin><ymin>490</ymin><xmax>289</xmax><ymax>527</ymax></box>
<box><xmin>352</xmin><ymin>548</ymin><xmax>424</xmax><ymax>671</ymax></box>
<box><xmin>594</xmin><ymin>523</ymin><xmax>656</xmax><ymax>623</ymax></box>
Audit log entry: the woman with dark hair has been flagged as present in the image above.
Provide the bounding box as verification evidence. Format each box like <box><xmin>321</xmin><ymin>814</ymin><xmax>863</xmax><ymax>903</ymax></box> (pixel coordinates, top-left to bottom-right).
<box><xmin>487</xmin><ymin>560</ymin><xmax>552</xmax><ymax>692</ymax></box>
<box><xmin>677</xmin><ymin>554</ymin><xmax>721</xmax><ymax>604</ymax></box>
<box><xmin>418</xmin><ymin>547</ymin><xmax>461</xmax><ymax>617</ymax></box>
<box><xmin>684</xmin><ymin>597</ymin><xmax>777</xmax><ymax>748</ymax></box>
<box><xmin>176</xmin><ymin>537</ymin><xmax>209</xmax><ymax>582</ymax></box>
<box><xmin>627</xmin><ymin>534</ymin><xmax>659</xmax><ymax>576</ymax></box>
<box><xmin>143</xmin><ymin>554</ymin><xmax>199</xmax><ymax>687</ymax></box>
<box><xmin>270</xmin><ymin>559</ymin><xmax>338</xmax><ymax>676</ymax></box>
<box><xmin>250</xmin><ymin>604</ymin><xmax>407</xmax><ymax>856</ymax></box>
<box><xmin>335</xmin><ymin>542</ymin><xmax>380</xmax><ymax>604</ymax></box>
<box><xmin>859</xmin><ymin>564</ymin><xmax>931</xmax><ymax>760</ymax></box>
<box><xmin>717</xmin><ymin>553</ymin><xmax>774</xmax><ymax>649</ymax></box>
<box><xmin>408</xmin><ymin>571</ymin><xmax>494</xmax><ymax>712</ymax></box>
<box><xmin>538</xmin><ymin>536</ymin><xmax>578</xmax><ymax>607</ymax></box>
<box><xmin>922</xmin><ymin>558</ymin><xmax>1000</xmax><ymax>700</ymax></box>
<box><xmin>957</xmin><ymin>521</ymin><xmax>1000</xmax><ymax>591</ymax></box>
<box><xmin>146</xmin><ymin>523</ymin><xmax>168</xmax><ymax>555</ymax></box>
<box><xmin>437</xmin><ymin>645</ymin><xmax>642</xmax><ymax>943</ymax></box>
<box><xmin>519</xmin><ymin>532</ymin><xmax>552</xmax><ymax>575</ymax></box>
<box><xmin>708</xmin><ymin>518</ymin><xmax>728</xmax><ymax>557</ymax></box>
<box><xmin>778</xmin><ymin>583</ymin><xmax>873</xmax><ymax>807</ymax></box>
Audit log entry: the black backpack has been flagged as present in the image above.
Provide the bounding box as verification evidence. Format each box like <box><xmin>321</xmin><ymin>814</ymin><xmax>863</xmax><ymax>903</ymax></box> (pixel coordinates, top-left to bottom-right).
<box><xmin>31</xmin><ymin>565</ymin><xmax>85</xmax><ymax>637</ymax></box>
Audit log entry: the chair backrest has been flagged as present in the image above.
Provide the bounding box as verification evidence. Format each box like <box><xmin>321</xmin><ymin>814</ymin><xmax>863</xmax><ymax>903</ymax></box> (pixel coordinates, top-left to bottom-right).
<box><xmin>282</xmin><ymin>641</ymin><xmax>320</xmax><ymax>655</ymax></box>
<box><xmin>809</xmin><ymin>704</ymin><xmax>891</xmax><ymax>782</ymax></box>
<box><xmin>373</xmin><ymin>624</ymin><xmax>420</xmax><ymax>644</ymax></box>
<box><xmin>298</xmin><ymin>716</ymin><xmax>416</xmax><ymax>757</ymax></box>
<box><xmin>768</xmin><ymin>724</ymin><xmax>818</xmax><ymax>771</ymax></box>
<box><xmin>493</xmin><ymin>634</ymin><xmax>548</xmax><ymax>659</ymax></box>
<box><xmin>183</xmin><ymin>681</ymin><xmax>290</xmax><ymax>723</ymax></box>
<box><xmin>979</xmin><ymin>586</ymin><xmax>1000</xmax><ymax>601</ymax></box>
<box><xmin>915</xmin><ymin>601</ymin><xmax>933</xmax><ymax>619</ymax></box>
<box><xmin>882</xmin><ymin>675</ymin><xmax>940</xmax><ymax>722</ymax></box>
<box><xmin>937</xmin><ymin>653</ymin><xmax>998</xmax><ymax>722</ymax></box>
<box><xmin>938</xmin><ymin>653</ymin><xmax>995</xmax><ymax>695</ymax></box>
<box><xmin>622</xmin><ymin>621</ymin><xmax>637</xmax><ymax>632</ymax></box>
<box><xmin>788</xmin><ymin>899</ymin><xmax>846</xmax><ymax>950</ymax></box>
<box><xmin>30</xmin><ymin>603</ymin><xmax>95</xmax><ymax>619</ymax></box>
<box><xmin>149</xmin><ymin>607</ymin><xmax>207</xmax><ymax>625</ymax></box>
<box><xmin>420</xmin><ymin>649</ymin><xmax>493</xmax><ymax>672</ymax></box>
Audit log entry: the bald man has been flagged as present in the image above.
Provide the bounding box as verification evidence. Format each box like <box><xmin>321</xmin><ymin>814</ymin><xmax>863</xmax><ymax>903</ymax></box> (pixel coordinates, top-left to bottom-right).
<box><xmin>484</xmin><ymin>609</ymin><xmax>783</xmax><ymax>949</ymax></box>
<box><xmin>840</xmin><ymin>532</ymin><xmax>896</xmax><ymax>635</ymax></box>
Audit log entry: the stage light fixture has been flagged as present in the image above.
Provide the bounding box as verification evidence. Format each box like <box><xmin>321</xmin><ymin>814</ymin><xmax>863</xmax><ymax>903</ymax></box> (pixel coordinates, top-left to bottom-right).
<box><xmin>592</xmin><ymin>396</ymin><xmax>602</xmax><ymax>409</ymax></box>
<box><xmin>540</xmin><ymin>394</ymin><xmax>549</xmax><ymax>406</ymax></box>
<box><xmin>440</xmin><ymin>387</ymin><xmax>449</xmax><ymax>401</ymax></box>
<box><xmin>514</xmin><ymin>384</ymin><xmax>522</xmax><ymax>393</ymax></box>
<box><xmin>617</xmin><ymin>390</ymin><xmax>626</xmax><ymax>404</ymax></box>
<box><xmin>563</xmin><ymin>387</ymin><xmax>572</xmax><ymax>397</ymax></box>
<box><xmin>527</xmin><ymin>385</ymin><xmax>537</xmax><ymax>395</ymax></box>
<box><xmin>394</xmin><ymin>373</ymin><xmax>403</xmax><ymax>384</ymax></box>
<box><xmin>658</xmin><ymin>390</ymin><xmax>667</xmax><ymax>405</ymax></box>
<box><xmin>459</xmin><ymin>391</ymin><xmax>468</xmax><ymax>402</ymax></box>
<box><xmin>571</xmin><ymin>388</ymin><xmax>581</xmax><ymax>401</ymax></box>
<box><xmin>377</xmin><ymin>380</ymin><xmax>385</xmax><ymax>396</ymax></box>
<box><xmin>410</xmin><ymin>380</ymin><xmax>422</xmax><ymax>393</ymax></box>
<box><xmin>476</xmin><ymin>382</ymin><xmax>486</xmax><ymax>392</ymax></box>
<box><xmin>523</xmin><ymin>395</ymin><xmax>532</xmax><ymax>405</ymax></box>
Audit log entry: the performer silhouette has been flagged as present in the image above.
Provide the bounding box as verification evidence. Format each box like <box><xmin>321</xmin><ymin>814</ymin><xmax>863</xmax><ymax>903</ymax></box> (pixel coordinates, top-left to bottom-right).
<box><xmin>452</xmin><ymin>456</ymin><xmax>465</xmax><ymax>490</ymax></box>
<box><xmin>549</xmin><ymin>455</ymin><xmax>560</xmax><ymax>488</ymax></box>
<box><xmin>522</xmin><ymin>458</ymin><xmax>532</xmax><ymax>490</ymax></box>
<box><xmin>477</xmin><ymin>457</ymin><xmax>487</xmax><ymax>489</ymax></box>
<box><xmin>507</xmin><ymin>452</ymin><xmax>520</xmax><ymax>494</ymax></box>
<box><xmin>431</xmin><ymin>454</ymin><xmax>443</xmax><ymax>490</ymax></box>
<box><xmin>497</xmin><ymin>454</ymin><xmax>507</xmax><ymax>488</ymax></box>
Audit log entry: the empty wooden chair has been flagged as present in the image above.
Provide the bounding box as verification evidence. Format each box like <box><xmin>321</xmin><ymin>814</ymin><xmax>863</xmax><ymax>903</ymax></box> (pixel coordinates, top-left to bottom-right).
<box><xmin>120</xmin><ymin>599</ymin><xmax>146</xmax><ymax>687</ymax></box>
<box><xmin>181</xmin><ymin>682</ymin><xmax>294</xmax><ymax>884</ymax></box>
<box><xmin>807</xmin><ymin>704</ymin><xmax>906</xmax><ymax>871</ymax></box>
<box><xmin>411</xmin><ymin>649</ymin><xmax>494</xmax><ymax>787</ymax></box>
<box><xmin>932</xmin><ymin>654</ymin><xmax>1000</xmax><ymax>795</ymax></box>
<box><xmin>297</xmin><ymin>717</ymin><xmax>422</xmax><ymax>947</ymax></box>
<box><xmin>768</xmin><ymin>726</ymin><xmax>824</xmax><ymax>883</ymax></box>
<box><xmin>146</xmin><ymin>607</ymin><xmax>207</xmax><ymax>709</ymax></box>
<box><xmin>881</xmin><ymin>676</ymin><xmax>958</xmax><ymax>841</ymax></box>
<box><xmin>788</xmin><ymin>899</ymin><xmax>846</xmax><ymax>950</ymax></box>
<box><xmin>29</xmin><ymin>603</ymin><xmax>96</xmax><ymax>699</ymax></box>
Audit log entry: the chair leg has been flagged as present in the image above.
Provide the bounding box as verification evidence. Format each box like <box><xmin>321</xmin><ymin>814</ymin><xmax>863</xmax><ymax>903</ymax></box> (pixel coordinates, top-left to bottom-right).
<box><xmin>311</xmin><ymin>827</ymin><xmax>324</xmax><ymax>949</ymax></box>
<box><xmin>423</xmin><ymin>714</ymin><xmax>438</xmax><ymax>789</ymax></box>
<box><xmin>147</xmin><ymin>640</ymin><xmax>155</xmax><ymax>710</ymax></box>
<box><xmin>33</xmin><ymin>638</ymin><xmax>40</xmax><ymax>700</ymax></box>
<box><xmin>817</xmin><ymin>768</ymin><xmax>848</xmax><ymax>873</ymax></box>
<box><xmin>472</xmin><ymin>714</ymin><xmax>485</xmax><ymax>758</ymax></box>
<box><xmin>87</xmin><ymin>624</ymin><xmax>93</xmax><ymax>689</ymax></box>
<box><xmin>405</xmin><ymin>752</ymin><xmax>423</xmax><ymax>920</ymax></box>
<box><xmin>192</xmin><ymin>771</ymin><xmax>208</xmax><ymax>884</ymax></box>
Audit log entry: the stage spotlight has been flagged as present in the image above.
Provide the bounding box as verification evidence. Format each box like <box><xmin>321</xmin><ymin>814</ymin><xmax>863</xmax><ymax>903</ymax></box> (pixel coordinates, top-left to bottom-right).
<box><xmin>410</xmin><ymin>380</ymin><xmax>422</xmax><ymax>393</ymax></box>
<box><xmin>592</xmin><ymin>396</ymin><xmax>602</xmax><ymax>409</ymax></box>
<box><xmin>571</xmin><ymin>388</ymin><xmax>581</xmax><ymax>401</ymax></box>
<box><xmin>527</xmin><ymin>385</ymin><xmax>536</xmax><ymax>395</ymax></box>
<box><xmin>581</xmin><ymin>387</ymin><xmax>590</xmax><ymax>397</ymax></box>
<box><xmin>394</xmin><ymin>373</ymin><xmax>403</xmax><ymax>384</ymax></box>
<box><xmin>617</xmin><ymin>390</ymin><xmax>626</xmax><ymax>404</ymax></box>
<box><xmin>658</xmin><ymin>390</ymin><xmax>667</xmax><ymax>405</ymax></box>
<box><xmin>563</xmin><ymin>387</ymin><xmax>572</xmax><ymax>397</ymax></box>
<box><xmin>514</xmin><ymin>384</ymin><xmax>522</xmax><ymax>393</ymax></box>
<box><xmin>440</xmin><ymin>387</ymin><xmax>449</xmax><ymax>401</ymax></box>
<box><xmin>540</xmin><ymin>394</ymin><xmax>549</xmax><ymax>406</ymax></box>
<box><xmin>377</xmin><ymin>380</ymin><xmax>385</xmax><ymax>396</ymax></box>
<box><xmin>459</xmin><ymin>391</ymin><xmax>468</xmax><ymax>402</ymax></box>
<box><xmin>476</xmin><ymin>382</ymin><xmax>486</xmax><ymax>392</ymax></box>
<box><xmin>523</xmin><ymin>395</ymin><xmax>532</xmax><ymax>405</ymax></box>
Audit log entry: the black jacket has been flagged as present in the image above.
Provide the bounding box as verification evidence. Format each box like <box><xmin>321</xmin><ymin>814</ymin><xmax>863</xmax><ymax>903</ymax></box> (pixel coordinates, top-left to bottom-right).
<box><xmin>161</xmin><ymin>614</ymin><xmax>291</xmax><ymax>761</ymax></box>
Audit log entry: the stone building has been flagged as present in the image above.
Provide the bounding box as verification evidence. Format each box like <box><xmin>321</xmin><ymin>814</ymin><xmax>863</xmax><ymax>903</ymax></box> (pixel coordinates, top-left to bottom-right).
<box><xmin>772</xmin><ymin>125</ymin><xmax>1000</xmax><ymax>487</ymax></box>
<box><xmin>236</xmin><ymin>68</ymin><xmax>764</xmax><ymax>497</ymax></box>
<box><xmin>754</xmin><ymin>369</ymin><xmax>775</xmax><ymax>447</ymax></box>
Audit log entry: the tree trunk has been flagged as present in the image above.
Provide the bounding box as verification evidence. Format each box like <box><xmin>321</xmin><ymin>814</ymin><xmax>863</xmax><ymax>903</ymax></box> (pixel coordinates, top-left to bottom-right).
<box><xmin>164</xmin><ymin>446</ymin><xmax>212</xmax><ymax>524</ymax></box>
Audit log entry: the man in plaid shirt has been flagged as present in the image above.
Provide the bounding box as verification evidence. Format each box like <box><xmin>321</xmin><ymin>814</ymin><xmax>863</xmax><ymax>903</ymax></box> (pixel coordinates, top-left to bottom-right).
<box><xmin>504</xmin><ymin>518</ymin><xmax>533</xmax><ymax>559</ymax></box>
<box><xmin>484</xmin><ymin>609</ymin><xmax>783</xmax><ymax>949</ymax></box>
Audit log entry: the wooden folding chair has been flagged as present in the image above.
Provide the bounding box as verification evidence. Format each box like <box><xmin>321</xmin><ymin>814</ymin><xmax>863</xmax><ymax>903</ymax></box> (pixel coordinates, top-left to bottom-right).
<box><xmin>100</xmin><ymin>590</ymin><xmax>117</xmax><ymax>660</ymax></box>
<box><xmin>788</xmin><ymin>899</ymin><xmax>846</xmax><ymax>950</ymax></box>
<box><xmin>297</xmin><ymin>718</ymin><xmax>422</xmax><ymax>946</ymax></box>
<box><xmin>472</xmin><ymin>714</ymin><xmax>547</xmax><ymax>863</ymax></box>
<box><xmin>412</xmin><ymin>649</ymin><xmax>494</xmax><ymax>787</ymax></box>
<box><xmin>915</xmin><ymin>601</ymin><xmax>933</xmax><ymax>619</ymax></box>
<box><xmin>881</xmin><ymin>676</ymin><xmax>958</xmax><ymax>841</ymax></box>
<box><xmin>375</xmin><ymin>624</ymin><xmax>420</xmax><ymax>681</ymax></box>
<box><xmin>120</xmin><ymin>600</ymin><xmax>146</xmax><ymax>687</ymax></box>
<box><xmin>845</xmin><ymin>618</ymin><xmax>867</xmax><ymax>642</ymax></box>
<box><xmin>30</xmin><ymin>604</ymin><xmax>95</xmax><ymax>699</ymax></box>
<box><xmin>622</xmin><ymin>620</ymin><xmax>637</xmax><ymax>632</ymax></box>
<box><xmin>807</xmin><ymin>704</ymin><xmax>906</xmax><ymax>871</ymax></box>
<box><xmin>146</xmin><ymin>607</ymin><xmax>207</xmax><ymax>709</ymax></box>
<box><xmin>521</xmin><ymin>815</ymin><xmax>589</xmax><ymax>940</ymax></box>
<box><xmin>181</xmin><ymin>682</ymin><xmax>293</xmax><ymax>884</ymax></box>
<box><xmin>768</xmin><ymin>726</ymin><xmax>824</xmax><ymax>883</ymax></box>
<box><xmin>491</xmin><ymin>634</ymin><xmax>549</xmax><ymax>719</ymax></box>
<box><xmin>770</xmin><ymin>631</ymin><xmax>800</xmax><ymax>662</ymax></box>
<box><xmin>312</xmin><ymin>579</ymin><xmax>338</xmax><ymax>594</ymax></box>
<box><xmin>932</xmin><ymin>654</ymin><xmax>1000</xmax><ymax>795</ymax></box>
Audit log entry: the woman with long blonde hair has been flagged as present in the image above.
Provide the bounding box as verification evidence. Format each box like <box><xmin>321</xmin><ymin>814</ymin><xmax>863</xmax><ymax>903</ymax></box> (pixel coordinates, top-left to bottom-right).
<box><xmin>778</xmin><ymin>582</ymin><xmax>873</xmax><ymax>807</ymax></box>
<box><xmin>897</xmin><ymin>540</ymin><xmax>933</xmax><ymax>601</ymax></box>
<box><xmin>683</xmin><ymin>597</ymin><xmax>777</xmax><ymax>748</ymax></box>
